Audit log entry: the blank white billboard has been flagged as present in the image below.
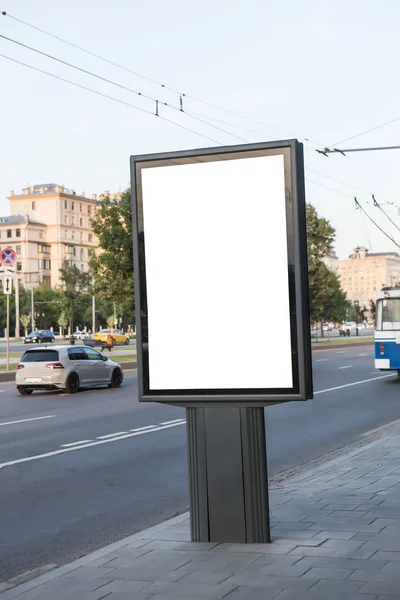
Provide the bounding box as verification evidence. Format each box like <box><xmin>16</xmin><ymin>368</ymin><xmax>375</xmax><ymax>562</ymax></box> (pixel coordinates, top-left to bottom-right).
<box><xmin>140</xmin><ymin>154</ymin><xmax>293</xmax><ymax>391</ymax></box>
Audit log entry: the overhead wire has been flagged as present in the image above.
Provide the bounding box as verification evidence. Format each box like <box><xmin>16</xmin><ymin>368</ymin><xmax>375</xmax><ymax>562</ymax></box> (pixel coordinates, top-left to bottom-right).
<box><xmin>0</xmin><ymin>33</ymin><xmax>246</xmax><ymax>143</ymax></box>
<box><xmin>329</xmin><ymin>114</ymin><xmax>400</xmax><ymax>147</ymax></box>
<box><xmin>0</xmin><ymin>9</ymin><xmax>324</xmax><ymax>146</ymax></box>
<box><xmin>3</xmin><ymin>8</ymin><xmax>400</xmax><ymax>218</ymax></box>
<box><xmin>354</xmin><ymin>198</ymin><xmax>400</xmax><ymax>249</ymax></box>
<box><xmin>0</xmin><ymin>53</ymin><xmax>224</xmax><ymax>145</ymax></box>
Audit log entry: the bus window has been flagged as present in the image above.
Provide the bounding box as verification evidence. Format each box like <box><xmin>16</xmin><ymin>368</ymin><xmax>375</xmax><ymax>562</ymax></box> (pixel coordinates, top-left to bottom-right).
<box><xmin>376</xmin><ymin>298</ymin><xmax>400</xmax><ymax>330</ymax></box>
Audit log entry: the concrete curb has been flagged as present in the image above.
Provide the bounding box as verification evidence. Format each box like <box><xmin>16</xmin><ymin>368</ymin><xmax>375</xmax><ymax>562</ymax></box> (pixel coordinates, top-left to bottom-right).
<box><xmin>0</xmin><ymin>361</ymin><xmax>137</xmax><ymax>384</ymax></box>
<box><xmin>312</xmin><ymin>340</ymin><xmax>373</xmax><ymax>351</ymax></box>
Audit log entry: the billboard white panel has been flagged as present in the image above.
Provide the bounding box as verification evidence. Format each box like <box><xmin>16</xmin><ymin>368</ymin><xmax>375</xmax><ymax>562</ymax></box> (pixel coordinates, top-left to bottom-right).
<box><xmin>141</xmin><ymin>154</ymin><xmax>293</xmax><ymax>390</ymax></box>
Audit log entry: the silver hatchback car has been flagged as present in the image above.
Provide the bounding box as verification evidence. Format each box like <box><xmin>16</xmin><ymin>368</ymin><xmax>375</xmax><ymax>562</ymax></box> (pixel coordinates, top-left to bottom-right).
<box><xmin>16</xmin><ymin>345</ymin><xmax>123</xmax><ymax>395</ymax></box>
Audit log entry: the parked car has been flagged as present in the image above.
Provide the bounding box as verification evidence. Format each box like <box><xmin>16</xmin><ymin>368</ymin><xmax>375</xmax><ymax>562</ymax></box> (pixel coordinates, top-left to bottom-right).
<box><xmin>24</xmin><ymin>330</ymin><xmax>55</xmax><ymax>344</ymax></box>
<box><xmin>322</xmin><ymin>323</ymin><xmax>333</xmax><ymax>331</ymax></box>
<box><xmin>16</xmin><ymin>345</ymin><xmax>123</xmax><ymax>395</ymax></box>
<box><xmin>73</xmin><ymin>331</ymin><xmax>90</xmax><ymax>340</ymax></box>
<box><xmin>93</xmin><ymin>329</ymin><xmax>130</xmax><ymax>345</ymax></box>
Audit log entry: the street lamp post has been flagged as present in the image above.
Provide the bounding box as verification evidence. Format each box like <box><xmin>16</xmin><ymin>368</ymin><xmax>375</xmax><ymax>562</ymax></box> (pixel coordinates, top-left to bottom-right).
<box><xmin>354</xmin><ymin>299</ymin><xmax>359</xmax><ymax>336</ymax></box>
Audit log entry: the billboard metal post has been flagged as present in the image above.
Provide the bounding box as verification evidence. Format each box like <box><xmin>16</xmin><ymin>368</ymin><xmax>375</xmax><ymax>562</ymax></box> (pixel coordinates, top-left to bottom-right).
<box><xmin>131</xmin><ymin>140</ymin><xmax>312</xmax><ymax>543</ymax></box>
<box><xmin>6</xmin><ymin>293</ymin><xmax>9</xmax><ymax>372</ymax></box>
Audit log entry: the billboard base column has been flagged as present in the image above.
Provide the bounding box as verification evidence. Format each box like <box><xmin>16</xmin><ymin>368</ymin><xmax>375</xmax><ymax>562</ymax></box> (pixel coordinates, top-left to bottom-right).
<box><xmin>186</xmin><ymin>406</ymin><xmax>270</xmax><ymax>543</ymax></box>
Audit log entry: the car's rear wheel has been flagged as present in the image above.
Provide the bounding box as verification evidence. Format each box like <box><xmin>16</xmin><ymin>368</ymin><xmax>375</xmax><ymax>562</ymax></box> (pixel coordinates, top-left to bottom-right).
<box><xmin>125</xmin><ymin>338</ymin><xmax>130</xmax><ymax>345</ymax></box>
<box><xmin>17</xmin><ymin>386</ymin><xmax>33</xmax><ymax>395</ymax></box>
<box><xmin>109</xmin><ymin>368</ymin><xmax>123</xmax><ymax>388</ymax></box>
<box><xmin>66</xmin><ymin>372</ymin><xmax>80</xmax><ymax>394</ymax></box>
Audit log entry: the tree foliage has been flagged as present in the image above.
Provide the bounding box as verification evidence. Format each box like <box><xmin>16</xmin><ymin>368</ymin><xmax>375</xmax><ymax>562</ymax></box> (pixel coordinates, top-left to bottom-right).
<box><xmin>306</xmin><ymin>203</ymin><xmax>349</xmax><ymax>323</ymax></box>
<box><xmin>89</xmin><ymin>189</ymin><xmax>134</xmax><ymax>327</ymax></box>
<box><xmin>59</xmin><ymin>262</ymin><xmax>92</xmax><ymax>332</ymax></box>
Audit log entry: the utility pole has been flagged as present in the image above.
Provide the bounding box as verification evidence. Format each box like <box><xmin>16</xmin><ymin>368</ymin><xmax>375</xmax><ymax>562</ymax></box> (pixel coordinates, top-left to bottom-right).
<box><xmin>15</xmin><ymin>275</ymin><xmax>19</xmax><ymax>338</ymax></box>
<box><xmin>31</xmin><ymin>288</ymin><xmax>35</xmax><ymax>332</ymax></box>
<box><xmin>6</xmin><ymin>293</ymin><xmax>9</xmax><ymax>371</ymax></box>
<box><xmin>92</xmin><ymin>278</ymin><xmax>96</xmax><ymax>335</ymax></box>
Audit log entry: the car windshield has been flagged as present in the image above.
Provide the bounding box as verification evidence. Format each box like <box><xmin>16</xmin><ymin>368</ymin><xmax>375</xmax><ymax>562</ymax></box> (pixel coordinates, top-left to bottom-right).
<box><xmin>28</xmin><ymin>331</ymin><xmax>41</xmax><ymax>336</ymax></box>
<box><xmin>21</xmin><ymin>350</ymin><xmax>59</xmax><ymax>362</ymax></box>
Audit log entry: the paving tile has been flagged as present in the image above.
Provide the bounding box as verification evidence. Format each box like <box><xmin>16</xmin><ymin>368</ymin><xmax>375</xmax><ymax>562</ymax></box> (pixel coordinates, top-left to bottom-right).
<box><xmin>138</xmin><ymin>581</ymin><xmax>238</xmax><ymax>597</ymax></box>
<box><xmin>371</xmin><ymin>551</ymin><xmax>400</xmax><ymax>562</ymax></box>
<box><xmin>348</xmin><ymin>569</ymin><xmax>400</xmax><ymax>582</ymax></box>
<box><xmin>359</xmin><ymin>581</ymin><xmax>400</xmax><ymax>595</ymax></box>
<box><xmin>177</xmin><ymin>571</ymin><xmax>234</xmax><ymax>584</ymax></box>
<box><xmin>222</xmin><ymin>588</ymin><xmax>282</xmax><ymax>600</ymax></box>
<box><xmin>94</xmin><ymin>580</ymin><xmax>152</xmax><ymax>593</ymax></box>
<box><xmin>301</xmin><ymin>566</ymin><xmax>355</xmax><ymax>580</ymax></box>
<box><xmin>294</xmin><ymin>555</ymin><xmax>387</xmax><ymax>571</ymax></box>
<box><xmin>222</xmin><ymin>573</ymin><xmax>317</xmax><ymax>590</ymax></box>
<box><xmin>275</xmin><ymin>592</ymin><xmax>377</xmax><ymax>600</ymax></box>
<box><xmin>307</xmin><ymin>579</ymin><xmax>364</xmax><ymax>595</ymax></box>
<box><xmin>99</xmin><ymin>594</ymin><xmax>151</xmax><ymax>600</ymax></box>
<box><xmin>311</xmin><ymin>530</ymin><xmax>359</xmax><ymax>540</ymax></box>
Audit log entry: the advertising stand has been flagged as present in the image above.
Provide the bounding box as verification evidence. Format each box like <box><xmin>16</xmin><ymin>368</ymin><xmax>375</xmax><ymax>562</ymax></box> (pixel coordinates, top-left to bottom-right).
<box><xmin>131</xmin><ymin>140</ymin><xmax>313</xmax><ymax>543</ymax></box>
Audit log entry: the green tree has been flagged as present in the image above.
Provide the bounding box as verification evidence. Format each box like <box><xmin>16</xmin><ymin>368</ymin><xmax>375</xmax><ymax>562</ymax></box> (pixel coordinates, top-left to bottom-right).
<box><xmin>306</xmin><ymin>204</ymin><xmax>350</xmax><ymax>327</ymax></box>
<box><xmin>58</xmin><ymin>311</ymin><xmax>68</xmax><ymax>336</ymax></box>
<box><xmin>59</xmin><ymin>263</ymin><xmax>92</xmax><ymax>334</ymax></box>
<box><xmin>20</xmin><ymin>314</ymin><xmax>30</xmax><ymax>337</ymax></box>
<box><xmin>89</xmin><ymin>189</ymin><xmax>134</xmax><ymax>328</ymax></box>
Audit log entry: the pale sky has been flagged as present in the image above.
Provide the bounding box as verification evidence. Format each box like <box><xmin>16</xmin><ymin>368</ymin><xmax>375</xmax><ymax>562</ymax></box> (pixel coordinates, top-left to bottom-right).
<box><xmin>1</xmin><ymin>0</ymin><xmax>400</xmax><ymax>259</ymax></box>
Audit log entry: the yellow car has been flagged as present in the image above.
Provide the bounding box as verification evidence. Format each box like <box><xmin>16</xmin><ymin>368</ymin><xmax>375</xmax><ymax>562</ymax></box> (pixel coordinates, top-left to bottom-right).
<box><xmin>94</xmin><ymin>329</ymin><xmax>130</xmax><ymax>345</ymax></box>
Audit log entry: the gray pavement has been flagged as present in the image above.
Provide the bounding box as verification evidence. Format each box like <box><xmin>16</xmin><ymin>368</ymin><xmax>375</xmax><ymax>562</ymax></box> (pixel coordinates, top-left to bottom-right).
<box><xmin>3</xmin><ymin>418</ymin><xmax>400</xmax><ymax>599</ymax></box>
<box><xmin>5</xmin><ymin>343</ymin><xmax>400</xmax><ymax>589</ymax></box>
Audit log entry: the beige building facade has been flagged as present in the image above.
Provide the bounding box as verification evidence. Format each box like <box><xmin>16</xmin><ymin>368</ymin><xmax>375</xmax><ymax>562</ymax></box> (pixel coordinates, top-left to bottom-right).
<box><xmin>1</xmin><ymin>184</ymin><xmax>98</xmax><ymax>288</ymax></box>
<box><xmin>337</xmin><ymin>246</ymin><xmax>400</xmax><ymax>308</ymax></box>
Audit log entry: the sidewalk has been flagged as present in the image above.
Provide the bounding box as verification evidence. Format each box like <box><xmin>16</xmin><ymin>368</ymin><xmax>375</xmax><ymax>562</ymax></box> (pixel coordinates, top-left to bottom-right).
<box><xmin>3</xmin><ymin>424</ymin><xmax>400</xmax><ymax>599</ymax></box>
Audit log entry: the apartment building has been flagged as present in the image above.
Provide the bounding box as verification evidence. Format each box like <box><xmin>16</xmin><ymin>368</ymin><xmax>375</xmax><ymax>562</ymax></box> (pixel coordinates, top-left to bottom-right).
<box><xmin>1</xmin><ymin>184</ymin><xmax>98</xmax><ymax>288</ymax></box>
<box><xmin>337</xmin><ymin>245</ymin><xmax>400</xmax><ymax>307</ymax></box>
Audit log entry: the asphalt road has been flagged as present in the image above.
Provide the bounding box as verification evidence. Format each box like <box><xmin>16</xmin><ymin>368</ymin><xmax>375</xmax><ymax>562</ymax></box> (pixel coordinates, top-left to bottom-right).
<box><xmin>1</xmin><ymin>342</ymin><xmax>400</xmax><ymax>583</ymax></box>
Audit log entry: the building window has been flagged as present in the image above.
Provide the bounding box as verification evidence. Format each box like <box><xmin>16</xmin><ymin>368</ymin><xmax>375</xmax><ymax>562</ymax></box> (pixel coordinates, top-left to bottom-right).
<box><xmin>7</xmin><ymin>229</ymin><xmax>11</xmax><ymax>238</ymax></box>
<box><xmin>71</xmin><ymin>216</ymin><xmax>75</xmax><ymax>225</ymax></box>
<box><xmin>71</xmin><ymin>231</ymin><xmax>75</xmax><ymax>240</ymax></box>
<box><xmin>66</xmin><ymin>245</ymin><xmax>75</xmax><ymax>256</ymax></box>
<box><xmin>80</xmin><ymin>218</ymin><xmax>83</xmax><ymax>227</ymax></box>
<box><xmin>80</xmin><ymin>248</ymin><xmax>84</xmax><ymax>260</ymax></box>
<box><xmin>16</xmin><ymin>245</ymin><xmax>21</xmax><ymax>255</ymax></box>
<box><xmin>71</xmin><ymin>202</ymin><xmax>75</xmax><ymax>211</ymax></box>
<box><xmin>39</xmin><ymin>259</ymin><xmax>51</xmax><ymax>270</ymax></box>
<box><xmin>39</xmin><ymin>230</ymin><xmax>44</xmax><ymax>239</ymax></box>
<box><xmin>88</xmin><ymin>206</ymin><xmax>92</xmax><ymax>216</ymax></box>
<box><xmin>16</xmin><ymin>228</ymin><xmax>21</xmax><ymax>237</ymax></box>
<box><xmin>80</xmin><ymin>232</ymin><xmax>83</xmax><ymax>241</ymax></box>
<box><xmin>38</xmin><ymin>244</ymin><xmax>51</xmax><ymax>254</ymax></box>
<box><xmin>64</xmin><ymin>216</ymin><xmax>68</xmax><ymax>225</ymax></box>
<box><xmin>80</xmin><ymin>204</ymin><xmax>83</xmax><ymax>212</ymax></box>
<box><xmin>64</xmin><ymin>230</ymin><xmax>68</xmax><ymax>239</ymax></box>
<box><xmin>64</xmin><ymin>200</ymin><xmax>68</xmax><ymax>210</ymax></box>
<box><xmin>17</xmin><ymin>262</ymin><xmax>22</xmax><ymax>272</ymax></box>
<box><xmin>88</xmin><ymin>234</ymin><xmax>93</xmax><ymax>242</ymax></box>
<box><xmin>32</xmin><ymin>201</ymin><xmax>36</xmax><ymax>210</ymax></box>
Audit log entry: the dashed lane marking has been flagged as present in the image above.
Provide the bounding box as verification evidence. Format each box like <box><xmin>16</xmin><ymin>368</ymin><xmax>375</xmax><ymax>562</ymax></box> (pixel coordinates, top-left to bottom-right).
<box><xmin>0</xmin><ymin>415</ymin><xmax>56</xmax><ymax>427</ymax></box>
<box><xmin>0</xmin><ymin>420</ymin><xmax>186</xmax><ymax>471</ymax></box>
<box><xmin>339</xmin><ymin>365</ymin><xmax>353</xmax><ymax>369</ymax></box>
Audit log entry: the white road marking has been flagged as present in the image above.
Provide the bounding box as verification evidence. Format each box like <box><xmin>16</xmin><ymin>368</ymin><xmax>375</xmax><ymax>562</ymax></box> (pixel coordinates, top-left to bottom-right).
<box><xmin>0</xmin><ymin>390</ymin><xmax>5</xmax><ymax>393</ymax></box>
<box><xmin>130</xmin><ymin>425</ymin><xmax>158</xmax><ymax>432</ymax></box>
<box><xmin>336</xmin><ymin>351</ymin><xmax>346</xmax><ymax>354</ymax></box>
<box><xmin>61</xmin><ymin>440</ymin><xmax>92</xmax><ymax>448</ymax></box>
<box><xmin>0</xmin><ymin>415</ymin><xmax>56</xmax><ymax>427</ymax></box>
<box><xmin>339</xmin><ymin>365</ymin><xmax>353</xmax><ymax>369</ymax></box>
<box><xmin>357</xmin><ymin>353</ymin><xmax>368</xmax><ymax>357</ymax></box>
<box><xmin>316</xmin><ymin>359</ymin><xmax>328</xmax><ymax>362</ymax></box>
<box><xmin>159</xmin><ymin>419</ymin><xmax>186</xmax><ymax>425</ymax></box>
<box><xmin>0</xmin><ymin>421</ymin><xmax>186</xmax><ymax>471</ymax></box>
<box><xmin>362</xmin><ymin>418</ymin><xmax>400</xmax><ymax>437</ymax></box>
<box><xmin>96</xmin><ymin>431</ymin><xmax>128</xmax><ymax>440</ymax></box>
<box><xmin>315</xmin><ymin>373</ymin><xmax>396</xmax><ymax>395</ymax></box>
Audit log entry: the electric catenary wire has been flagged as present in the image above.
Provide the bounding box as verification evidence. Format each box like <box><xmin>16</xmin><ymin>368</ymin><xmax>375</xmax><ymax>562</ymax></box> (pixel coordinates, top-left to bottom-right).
<box><xmin>0</xmin><ymin>53</ymin><xmax>223</xmax><ymax>145</ymax></box>
<box><xmin>354</xmin><ymin>198</ymin><xmax>400</xmax><ymax>249</ymax></box>
<box><xmin>0</xmin><ymin>9</ymin><xmax>322</xmax><ymax>145</ymax></box>
<box><xmin>372</xmin><ymin>195</ymin><xmax>400</xmax><ymax>235</ymax></box>
<box><xmin>0</xmin><ymin>33</ymin><xmax>245</xmax><ymax>143</ymax></box>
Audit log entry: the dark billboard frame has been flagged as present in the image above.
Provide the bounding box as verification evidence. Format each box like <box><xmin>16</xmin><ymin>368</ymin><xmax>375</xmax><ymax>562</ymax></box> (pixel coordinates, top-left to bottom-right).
<box><xmin>130</xmin><ymin>139</ymin><xmax>312</xmax><ymax>406</ymax></box>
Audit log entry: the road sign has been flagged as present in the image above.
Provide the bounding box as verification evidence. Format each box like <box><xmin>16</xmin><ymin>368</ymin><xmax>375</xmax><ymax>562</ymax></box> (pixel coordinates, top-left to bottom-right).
<box><xmin>0</xmin><ymin>248</ymin><xmax>16</xmax><ymax>266</ymax></box>
<box><xmin>3</xmin><ymin>276</ymin><xmax>12</xmax><ymax>295</ymax></box>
